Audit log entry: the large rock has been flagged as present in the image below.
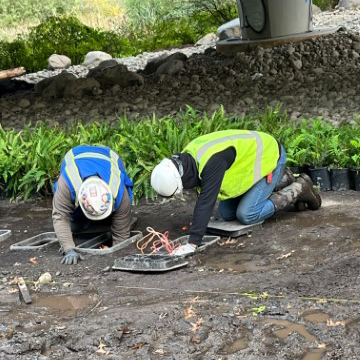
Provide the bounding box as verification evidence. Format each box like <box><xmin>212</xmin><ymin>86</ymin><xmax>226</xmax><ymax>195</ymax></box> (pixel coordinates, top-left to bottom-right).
<box><xmin>48</xmin><ymin>54</ymin><xmax>71</xmax><ymax>70</ymax></box>
<box><xmin>35</xmin><ymin>72</ymin><xmax>77</xmax><ymax>99</ymax></box>
<box><xmin>83</xmin><ymin>51</ymin><xmax>112</xmax><ymax>67</ymax></box>
<box><xmin>63</xmin><ymin>78</ymin><xmax>101</xmax><ymax>98</ymax></box>
<box><xmin>217</xmin><ymin>18</ymin><xmax>241</xmax><ymax>40</ymax></box>
<box><xmin>156</xmin><ymin>59</ymin><xmax>185</xmax><ymax>76</ymax></box>
<box><xmin>195</xmin><ymin>33</ymin><xmax>217</xmax><ymax>46</ymax></box>
<box><xmin>143</xmin><ymin>52</ymin><xmax>188</xmax><ymax>75</ymax></box>
<box><xmin>87</xmin><ymin>60</ymin><xmax>124</xmax><ymax>78</ymax></box>
<box><xmin>338</xmin><ymin>0</ymin><xmax>360</xmax><ymax>8</ymax></box>
<box><xmin>312</xmin><ymin>4</ymin><xmax>322</xmax><ymax>14</ymax></box>
<box><xmin>89</xmin><ymin>65</ymin><xmax>144</xmax><ymax>88</ymax></box>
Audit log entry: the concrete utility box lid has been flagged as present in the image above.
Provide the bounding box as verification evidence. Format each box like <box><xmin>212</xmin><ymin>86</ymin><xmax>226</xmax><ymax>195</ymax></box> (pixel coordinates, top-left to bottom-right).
<box><xmin>0</xmin><ymin>230</ymin><xmax>11</xmax><ymax>243</ymax></box>
<box><xmin>113</xmin><ymin>254</ymin><xmax>188</xmax><ymax>272</ymax></box>
<box><xmin>207</xmin><ymin>219</ymin><xmax>263</xmax><ymax>237</ymax></box>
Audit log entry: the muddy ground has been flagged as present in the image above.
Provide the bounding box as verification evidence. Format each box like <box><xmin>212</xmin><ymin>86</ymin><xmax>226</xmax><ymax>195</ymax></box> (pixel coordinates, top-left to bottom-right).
<box><xmin>0</xmin><ymin>191</ymin><xmax>360</xmax><ymax>359</ymax></box>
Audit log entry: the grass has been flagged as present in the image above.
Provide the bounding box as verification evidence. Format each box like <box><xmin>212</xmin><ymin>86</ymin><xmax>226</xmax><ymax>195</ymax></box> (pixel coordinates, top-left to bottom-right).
<box><xmin>0</xmin><ymin>107</ymin><xmax>358</xmax><ymax>202</ymax></box>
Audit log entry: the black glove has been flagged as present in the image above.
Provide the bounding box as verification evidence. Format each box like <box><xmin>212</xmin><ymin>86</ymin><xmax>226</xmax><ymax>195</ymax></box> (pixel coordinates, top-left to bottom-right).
<box><xmin>61</xmin><ymin>250</ymin><xmax>84</xmax><ymax>265</ymax></box>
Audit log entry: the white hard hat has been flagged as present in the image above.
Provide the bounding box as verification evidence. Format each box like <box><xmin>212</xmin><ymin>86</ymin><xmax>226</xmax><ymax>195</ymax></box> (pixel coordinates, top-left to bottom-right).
<box><xmin>78</xmin><ymin>177</ymin><xmax>113</xmax><ymax>221</ymax></box>
<box><xmin>151</xmin><ymin>158</ymin><xmax>183</xmax><ymax>197</ymax></box>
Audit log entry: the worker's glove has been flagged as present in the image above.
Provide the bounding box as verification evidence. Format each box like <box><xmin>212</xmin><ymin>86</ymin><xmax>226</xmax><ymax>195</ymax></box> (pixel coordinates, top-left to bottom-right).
<box><xmin>61</xmin><ymin>250</ymin><xmax>84</xmax><ymax>265</ymax></box>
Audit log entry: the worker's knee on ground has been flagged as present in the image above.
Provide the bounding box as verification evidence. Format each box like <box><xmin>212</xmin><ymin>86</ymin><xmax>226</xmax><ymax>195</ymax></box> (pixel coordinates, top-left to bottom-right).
<box><xmin>236</xmin><ymin>208</ymin><xmax>261</xmax><ymax>225</ymax></box>
<box><xmin>218</xmin><ymin>204</ymin><xmax>236</xmax><ymax>221</ymax></box>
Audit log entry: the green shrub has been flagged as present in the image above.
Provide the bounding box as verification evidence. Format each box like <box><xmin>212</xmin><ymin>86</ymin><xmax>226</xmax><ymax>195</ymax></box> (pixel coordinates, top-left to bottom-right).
<box><xmin>0</xmin><ymin>0</ymin><xmax>74</xmax><ymax>27</ymax></box>
<box><xmin>0</xmin><ymin>16</ymin><xmax>136</xmax><ymax>72</ymax></box>
<box><xmin>313</xmin><ymin>0</ymin><xmax>338</xmax><ymax>10</ymax></box>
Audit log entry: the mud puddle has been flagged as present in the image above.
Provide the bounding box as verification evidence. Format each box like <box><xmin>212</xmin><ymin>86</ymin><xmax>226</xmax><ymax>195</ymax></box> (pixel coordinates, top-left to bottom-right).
<box><xmin>262</xmin><ymin>319</ymin><xmax>326</xmax><ymax>360</ymax></box>
<box><xmin>203</xmin><ymin>252</ymin><xmax>279</xmax><ymax>273</ymax></box>
<box><xmin>31</xmin><ymin>293</ymin><xmax>98</xmax><ymax>317</ymax></box>
<box><xmin>303</xmin><ymin>311</ymin><xmax>330</xmax><ymax>324</ymax></box>
<box><xmin>219</xmin><ymin>336</ymin><xmax>248</xmax><ymax>354</ymax></box>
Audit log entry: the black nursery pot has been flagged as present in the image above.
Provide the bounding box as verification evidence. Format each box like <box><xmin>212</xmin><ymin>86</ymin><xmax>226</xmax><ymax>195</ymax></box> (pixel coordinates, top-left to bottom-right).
<box><xmin>289</xmin><ymin>166</ymin><xmax>311</xmax><ymax>176</ymax></box>
<box><xmin>330</xmin><ymin>168</ymin><xmax>351</xmax><ymax>191</ymax></box>
<box><xmin>309</xmin><ymin>167</ymin><xmax>331</xmax><ymax>191</ymax></box>
<box><xmin>351</xmin><ymin>169</ymin><xmax>360</xmax><ymax>191</ymax></box>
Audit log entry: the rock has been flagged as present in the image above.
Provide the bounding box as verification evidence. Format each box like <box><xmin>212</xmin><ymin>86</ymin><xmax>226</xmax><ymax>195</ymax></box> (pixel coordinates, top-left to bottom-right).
<box><xmin>156</xmin><ymin>59</ymin><xmax>185</xmax><ymax>76</ymax></box>
<box><xmin>18</xmin><ymin>99</ymin><xmax>31</xmax><ymax>108</ymax></box>
<box><xmin>312</xmin><ymin>4</ymin><xmax>321</xmax><ymax>14</ymax></box>
<box><xmin>352</xmin><ymin>42</ymin><xmax>360</xmax><ymax>50</ymax></box>
<box><xmin>217</xmin><ymin>18</ymin><xmax>241</xmax><ymax>40</ymax></box>
<box><xmin>48</xmin><ymin>54</ymin><xmax>71</xmax><ymax>70</ymax></box>
<box><xmin>36</xmin><ymin>72</ymin><xmax>77</xmax><ymax>99</ymax></box>
<box><xmin>92</xmin><ymin>65</ymin><xmax>144</xmax><ymax>88</ymax></box>
<box><xmin>143</xmin><ymin>52</ymin><xmax>187</xmax><ymax>75</ymax></box>
<box><xmin>63</xmin><ymin>78</ymin><xmax>101</xmax><ymax>98</ymax></box>
<box><xmin>86</xmin><ymin>59</ymin><xmax>121</xmax><ymax>78</ymax></box>
<box><xmin>291</xmin><ymin>59</ymin><xmax>303</xmax><ymax>70</ymax></box>
<box><xmin>0</xmin><ymin>80</ymin><xmax>34</xmax><ymax>97</ymax></box>
<box><xmin>83</xmin><ymin>51</ymin><xmax>112</xmax><ymax>67</ymax></box>
<box><xmin>195</xmin><ymin>33</ymin><xmax>217</xmax><ymax>46</ymax></box>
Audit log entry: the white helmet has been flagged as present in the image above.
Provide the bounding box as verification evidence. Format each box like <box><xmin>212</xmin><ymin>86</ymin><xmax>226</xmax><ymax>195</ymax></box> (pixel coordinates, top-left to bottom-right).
<box><xmin>78</xmin><ymin>177</ymin><xmax>113</xmax><ymax>221</ymax></box>
<box><xmin>151</xmin><ymin>158</ymin><xmax>183</xmax><ymax>197</ymax></box>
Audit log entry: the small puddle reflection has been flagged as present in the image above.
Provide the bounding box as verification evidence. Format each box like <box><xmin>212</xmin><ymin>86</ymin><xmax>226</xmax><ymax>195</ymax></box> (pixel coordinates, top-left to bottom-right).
<box><xmin>220</xmin><ymin>337</ymin><xmax>248</xmax><ymax>354</ymax></box>
<box><xmin>301</xmin><ymin>348</ymin><xmax>326</xmax><ymax>360</ymax></box>
<box><xmin>204</xmin><ymin>253</ymin><xmax>279</xmax><ymax>273</ymax></box>
<box><xmin>262</xmin><ymin>319</ymin><xmax>326</xmax><ymax>359</ymax></box>
<box><xmin>262</xmin><ymin>319</ymin><xmax>318</xmax><ymax>342</ymax></box>
<box><xmin>31</xmin><ymin>293</ymin><xmax>97</xmax><ymax>316</ymax></box>
<box><xmin>303</xmin><ymin>312</ymin><xmax>330</xmax><ymax>324</ymax></box>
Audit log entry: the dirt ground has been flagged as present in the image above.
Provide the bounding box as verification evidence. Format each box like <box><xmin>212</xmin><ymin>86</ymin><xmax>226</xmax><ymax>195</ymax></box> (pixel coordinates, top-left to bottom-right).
<box><xmin>0</xmin><ymin>191</ymin><xmax>360</xmax><ymax>359</ymax></box>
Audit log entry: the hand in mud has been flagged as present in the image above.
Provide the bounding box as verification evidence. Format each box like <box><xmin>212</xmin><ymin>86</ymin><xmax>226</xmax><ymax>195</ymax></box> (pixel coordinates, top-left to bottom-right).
<box><xmin>61</xmin><ymin>250</ymin><xmax>84</xmax><ymax>265</ymax></box>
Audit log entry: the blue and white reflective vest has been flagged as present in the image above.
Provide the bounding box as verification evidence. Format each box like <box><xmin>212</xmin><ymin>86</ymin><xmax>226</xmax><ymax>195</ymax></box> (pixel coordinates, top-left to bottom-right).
<box><xmin>54</xmin><ymin>145</ymin><xmax>133</xmax><ymax>211</ymax></box>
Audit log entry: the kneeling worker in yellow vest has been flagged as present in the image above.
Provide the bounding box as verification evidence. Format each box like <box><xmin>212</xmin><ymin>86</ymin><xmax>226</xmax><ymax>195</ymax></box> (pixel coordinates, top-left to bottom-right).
<box><xmin>151</xmin><ymin>130</ymin><xmax>321</xmax><ymax>256</ymax></box>
<box><xmin>53</xmin><ymin>145</ymin><xmax>134</xmax><ymax>265</ymax></box>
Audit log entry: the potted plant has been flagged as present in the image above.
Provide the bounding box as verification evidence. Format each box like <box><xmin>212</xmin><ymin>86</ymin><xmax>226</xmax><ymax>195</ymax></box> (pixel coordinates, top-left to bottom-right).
<box><xmin>328</xmin><ymin>134</ymin><xmax>351</xmax><ymax>191</ymax></box>
<box><xmin>349</xmin><ymin>138</ymin><xmax>360</xmax><ymax>191</ymax></box>
<box><xmin>284</xmin><ymin>133</ymin><xmax>309</xmax><ymax>175</ymax></box>
<box><xmin>303</xmin><ymin>120</ymin><xmax>332</xmax><ymax>191</ymax></box>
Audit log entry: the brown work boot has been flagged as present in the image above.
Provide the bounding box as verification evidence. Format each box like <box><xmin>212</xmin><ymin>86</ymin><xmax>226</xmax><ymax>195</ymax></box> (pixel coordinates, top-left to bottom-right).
<box><xmin>270</xmin><ymin>182</ymin><xmax>303</xmax><ymax>211</ymax></box>
<box><xmin>295</xmin><ymin>173</ymin><xmax>322</xmax><ymax>210</ymax></box>
<box><xmin>270</xmin><ymin>176</ymin><xmax>321</xmax><ymax>212</ymax></box>
<box><xmin>273</xmin><ymin>169</ymin><xmax>306</xmax><ymax>211</ymax></box>
<box><xmin>274</xmin><ymin>168</ymin><xmax>296</xmax><ymax>191</ymax></box>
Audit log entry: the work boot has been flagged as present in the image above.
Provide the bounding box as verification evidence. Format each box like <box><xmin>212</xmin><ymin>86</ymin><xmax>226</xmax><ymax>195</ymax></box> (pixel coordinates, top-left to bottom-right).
<box><xmin>274</xmin><ymin>168</ymin><xmax>296</xmax><ymax>191</ymax></box>
<box><xmin>295</xmin><ymin>173</ymin><xmax>322</xmax><ymax>210</ymax></box>
<box><xmin>270</xmin><ymin>175</ymin><xmax>322</xmax><ymax>212</ymax></box>
<box><xmin>273</xmin><ymin>169</ymin><xmax>306</xmax><ymax>211</ymax></box>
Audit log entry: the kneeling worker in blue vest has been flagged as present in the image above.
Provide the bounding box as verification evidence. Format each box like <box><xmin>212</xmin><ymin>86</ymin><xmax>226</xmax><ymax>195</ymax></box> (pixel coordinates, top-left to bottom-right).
<box><xmin>52</xmin><ymin>145</ymin><xmax>134</xmax><ymax>265</ymax></box>
<box><xmin>151</xmin><ymin>130</ymin><xmax>321</xmax><ymax>256</ymax></box>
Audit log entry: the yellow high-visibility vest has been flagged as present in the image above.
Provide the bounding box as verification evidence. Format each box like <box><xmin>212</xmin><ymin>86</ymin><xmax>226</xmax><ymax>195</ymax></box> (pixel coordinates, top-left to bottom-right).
<box><xmin>182</xmin><ymin>130</ymin><xmax>280</xmax><ymax>200</ymax></box>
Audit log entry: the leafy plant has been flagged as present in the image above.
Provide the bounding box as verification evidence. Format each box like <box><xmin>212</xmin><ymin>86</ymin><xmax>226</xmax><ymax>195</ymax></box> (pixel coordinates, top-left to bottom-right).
<box><xmin>349</xmin><ymin>138</ymin><xmax>360</xmax><ymax>169</ymax></box>
<box><xmin>328</xmin><ymin>133</ymin><xmax>350</xmax><ymax>169</ymax></box>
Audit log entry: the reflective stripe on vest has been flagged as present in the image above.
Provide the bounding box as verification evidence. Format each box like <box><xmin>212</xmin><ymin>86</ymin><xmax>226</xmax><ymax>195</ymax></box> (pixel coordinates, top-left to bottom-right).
<box><xmin>64</xmin><ymin>149</ymin><xmax>122</xmax><ymax>204</ymax></box>
<box><xmin>195</xmin><ymin>131</ymin><xmax>264</xmax><ymax>185</ymax></box>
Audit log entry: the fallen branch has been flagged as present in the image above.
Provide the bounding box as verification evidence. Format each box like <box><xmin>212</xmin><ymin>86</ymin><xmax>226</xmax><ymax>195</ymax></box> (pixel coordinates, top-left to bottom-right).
<box><xmin>0</xmin><ymin>67</ymin><xmax>26</xmax><ymax>80</ymax></box>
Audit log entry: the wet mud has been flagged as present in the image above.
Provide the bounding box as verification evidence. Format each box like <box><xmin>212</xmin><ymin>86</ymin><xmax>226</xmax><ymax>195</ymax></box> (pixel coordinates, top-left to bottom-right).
<box><xmin>0</xmin><ymin>191</ymin><xmax>359</xmax><ymax>359</ymax></box>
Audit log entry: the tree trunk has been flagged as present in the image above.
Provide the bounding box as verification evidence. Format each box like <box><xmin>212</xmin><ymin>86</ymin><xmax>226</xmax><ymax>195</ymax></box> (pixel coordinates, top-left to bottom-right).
<box><xmin>0</xmin><ymin>67</ymin><xmax>26</xmax><ymax>80</ymax></box>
